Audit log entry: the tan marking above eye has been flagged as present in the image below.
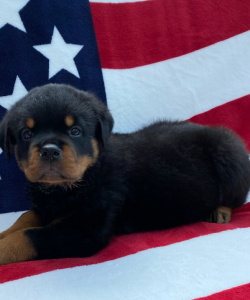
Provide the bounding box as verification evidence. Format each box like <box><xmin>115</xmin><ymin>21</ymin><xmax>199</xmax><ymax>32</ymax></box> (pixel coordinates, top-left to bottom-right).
<box><xmin>26</xmin><ymin>118</ymin><xmax>35</xmax><ymax>129</ymax></box>
<box><xmin>65</xmin><ymin>115</ymin><xmax>74</xmax><ymax>127</ymax></box>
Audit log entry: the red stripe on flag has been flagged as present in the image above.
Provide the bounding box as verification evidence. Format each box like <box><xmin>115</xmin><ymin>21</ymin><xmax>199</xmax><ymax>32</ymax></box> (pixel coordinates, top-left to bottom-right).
<box><xmin>195</xmin><ymin>283</ymin><xmax>250</xmax><ymax>299</ymax></box>
<box><xmin>189</xmin><ymin>94</ymin><xmax>250</xmax><ymax>150</ymax></box>
<box><xmin>90</xmin><ymin>0</ymin><xmax>250</xmax><ymax>69</ymax></box>
<box><xmin>1</xmin><ymin>203</ymin><xmax>250</xmax><ymax>284</ymax></box>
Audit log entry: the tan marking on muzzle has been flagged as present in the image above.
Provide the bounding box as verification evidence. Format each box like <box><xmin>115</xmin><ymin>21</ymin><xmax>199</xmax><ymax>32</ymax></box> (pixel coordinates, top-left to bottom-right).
<box><xmin>62</xmin><ymin>145</ymin><xmax>93</xmax><ymax>179</ymax></box>
<box><xmin>23</xmin><ymin>147</ymin><xmax>41</xmax><ymax>182</ymax></box>
<box><xmin>16</xmin><ymin>146</ymin><xmax>43</xmax><ymax>182</ymax></box>
<box><xmin>91</xmin><ymin>138</ymin><xmax>99</xmax><ymax>160</ymax></box>
<box><xmin>61</xmin><ymin>138</ymin><xmax>99</xmax><ymax>181</ymax></box>
<box><xmin>15</xmin><ymin>145</ymin><xmax>24</xmax><ymax>171</ymax></box>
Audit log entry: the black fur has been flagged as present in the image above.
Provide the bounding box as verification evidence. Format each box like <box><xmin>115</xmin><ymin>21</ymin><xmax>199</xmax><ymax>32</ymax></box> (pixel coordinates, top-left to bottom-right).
<box><xmin>0</xmin><ymin>83</ymin><xmax>250</xmax><ymax>261</ymax></box>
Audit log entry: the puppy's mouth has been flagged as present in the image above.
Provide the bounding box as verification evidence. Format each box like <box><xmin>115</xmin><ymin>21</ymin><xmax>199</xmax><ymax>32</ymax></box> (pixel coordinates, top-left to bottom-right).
<box><xmin>37</xmin><ymin>168</ymin><xmax>76</xmax><ymax>184</ymax></box>
<box><xmin>36</xmin><ymin>167</ymin><xmax>83</xmax><ymax>190</ymax></box>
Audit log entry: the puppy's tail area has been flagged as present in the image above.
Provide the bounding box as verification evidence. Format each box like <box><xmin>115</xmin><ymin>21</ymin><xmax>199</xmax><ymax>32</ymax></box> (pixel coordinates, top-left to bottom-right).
<box><xmin>208</xmin><ymin>127</ymin><xmax>250</xmax><ymax>208</ymax></box>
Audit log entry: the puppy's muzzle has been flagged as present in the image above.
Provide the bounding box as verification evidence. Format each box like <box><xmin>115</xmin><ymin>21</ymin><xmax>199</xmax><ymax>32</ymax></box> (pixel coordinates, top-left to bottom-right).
<box><xmin>40</xmin><ymin>144</ymin><xmax>62</xmax><ymax>162</ymax></box>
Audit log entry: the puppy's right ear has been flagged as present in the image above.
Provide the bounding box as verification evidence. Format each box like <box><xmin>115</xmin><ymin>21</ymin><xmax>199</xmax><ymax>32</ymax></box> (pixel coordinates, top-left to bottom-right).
<box><xmin>0</xmin><ymin>115</ymin><xmax>14</xmax><ymax>160</ymax></box>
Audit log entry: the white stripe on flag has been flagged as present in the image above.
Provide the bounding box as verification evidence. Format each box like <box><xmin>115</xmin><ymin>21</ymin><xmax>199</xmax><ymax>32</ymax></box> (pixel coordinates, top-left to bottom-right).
<box><xmin>0</xmin><ymin>211</ymin><xmax>24</xmax><ymax>232</ymax></box>
<box><xmin>246</xmin><ymin>192</ymin><xmax>250</xmax><ymax>204</ymax></box>
<box><xmin>1</xmin><ymin>227</ymin><xmax>250</xmax><ymax>300</ymax></box>
<box><xmin>103</xmin><ymin>30</ymin><xmax>250</xmax><ymax>133</ymax></box>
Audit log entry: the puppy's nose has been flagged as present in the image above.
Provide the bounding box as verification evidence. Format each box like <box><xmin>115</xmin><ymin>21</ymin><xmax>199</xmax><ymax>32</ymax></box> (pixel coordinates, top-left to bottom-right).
<box><xmin>40</xmin><ymin>144</ymin><xmax>61</xmax><ymax>161</ymax></box>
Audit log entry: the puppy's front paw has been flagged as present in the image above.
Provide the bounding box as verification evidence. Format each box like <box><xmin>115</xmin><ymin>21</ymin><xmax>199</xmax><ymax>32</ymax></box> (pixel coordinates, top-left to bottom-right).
<box><xmin>0</xmin><ymin>231</ymin><xmax>8</xmax><ymax>240</ymax></box>
<box><xmin>0</xmin><ymin>230</ymin><xmax>37</xmax><ymax>265</ymax></box>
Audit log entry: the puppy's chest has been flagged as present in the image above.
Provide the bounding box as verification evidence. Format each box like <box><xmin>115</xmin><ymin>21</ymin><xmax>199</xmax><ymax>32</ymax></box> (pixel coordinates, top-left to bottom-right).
<box><xmin>29</xmin><ymin>184</ymin><xmax>95</xmax><ymax>226</ymax></box>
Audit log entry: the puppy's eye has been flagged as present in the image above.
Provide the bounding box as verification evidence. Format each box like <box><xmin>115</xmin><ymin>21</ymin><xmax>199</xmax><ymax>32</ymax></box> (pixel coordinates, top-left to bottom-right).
<box><xmin>70</xmin><ymin>127</ymin><xmax>81</xmax><ymax>137</ymax></box>
<box><xmin>22</xmin><ymin>129</ymin><xmax>33</xmax><ymax>140</ymax></box>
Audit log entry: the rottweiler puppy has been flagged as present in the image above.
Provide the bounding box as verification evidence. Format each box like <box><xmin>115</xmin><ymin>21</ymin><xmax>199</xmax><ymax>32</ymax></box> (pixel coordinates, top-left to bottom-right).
<box><xmin>0</xmin><ymin>83</ymin><xmax>249</xmax><ymax>265</ymax></box>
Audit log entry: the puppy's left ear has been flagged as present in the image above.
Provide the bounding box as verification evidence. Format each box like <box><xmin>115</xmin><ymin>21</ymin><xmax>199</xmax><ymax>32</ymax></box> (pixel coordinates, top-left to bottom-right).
<box><xmin>85</xmin><ymin>93</ymin><xmax>114</xmax><ymax>147</ymax></box>
<box><xmin>0</xmin><ymin>115</ymin><xmax>15</xmax><ymax>160</ymax></box>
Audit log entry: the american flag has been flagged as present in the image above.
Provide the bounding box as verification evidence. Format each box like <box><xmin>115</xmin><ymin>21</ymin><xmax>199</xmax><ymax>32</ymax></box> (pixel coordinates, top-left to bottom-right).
<box><xmin>0</xmin><ymin>0</ymin><xmax>250</xmax><ymax>299</ymax></box>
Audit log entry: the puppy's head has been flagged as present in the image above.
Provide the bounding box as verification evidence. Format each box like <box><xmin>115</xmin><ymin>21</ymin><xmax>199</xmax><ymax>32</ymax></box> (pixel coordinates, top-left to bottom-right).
<box><xmin>0</xmin><ymin>84</ymin><xmax>113</xmax><ymax>187</ymax></box>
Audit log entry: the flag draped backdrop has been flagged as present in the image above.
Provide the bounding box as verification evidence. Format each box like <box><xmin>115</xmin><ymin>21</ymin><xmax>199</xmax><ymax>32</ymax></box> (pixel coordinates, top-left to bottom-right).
<box><xmin>0</xmin><ymin>0</ymin><xmax>250</xmax><ymax>299</ymax></box>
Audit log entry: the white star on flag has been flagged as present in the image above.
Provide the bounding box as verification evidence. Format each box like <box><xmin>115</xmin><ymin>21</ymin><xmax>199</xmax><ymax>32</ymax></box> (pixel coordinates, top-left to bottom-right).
<box><xmin>0</xmin><ymin>76</ymin><xmax>27</xmax><ymax>110</ymax></box>
<box><xmin>33</xmin><ymin>27</ymin><xmax>84</xmax><ymax>79</ymax></box>
<box><xmin>0</xmin><ymin>76</ymin><xmax>27</xmax><ymax>155</ymax></box>
<box><xmin>0</xmin><ymin>0</ymin><xmax>30</xmax><ymax>32</ymax></box>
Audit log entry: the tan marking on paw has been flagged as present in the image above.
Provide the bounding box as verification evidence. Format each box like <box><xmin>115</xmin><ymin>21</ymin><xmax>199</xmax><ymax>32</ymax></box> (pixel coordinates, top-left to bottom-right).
<box><xmin>0</xmin><ymin>211</ymin><xmax>40</xmax><ymax>239</ymax></box>
<box><xmin>0</xmin><ymin>229</ymin><xmax>37</xmax><ymax>265</ymax></box>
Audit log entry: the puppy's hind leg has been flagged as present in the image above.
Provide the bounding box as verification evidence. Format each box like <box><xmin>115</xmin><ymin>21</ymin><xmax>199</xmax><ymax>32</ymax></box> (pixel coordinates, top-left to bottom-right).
<box><xmin>207</xmin><ymin>206</ymin><xmax>232</xmax><ymax>224</ymax></box>
<box><xmin>205</xmin><ymin>128</ymin><xmax>250</xmax><ymax>224</ymax></box>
